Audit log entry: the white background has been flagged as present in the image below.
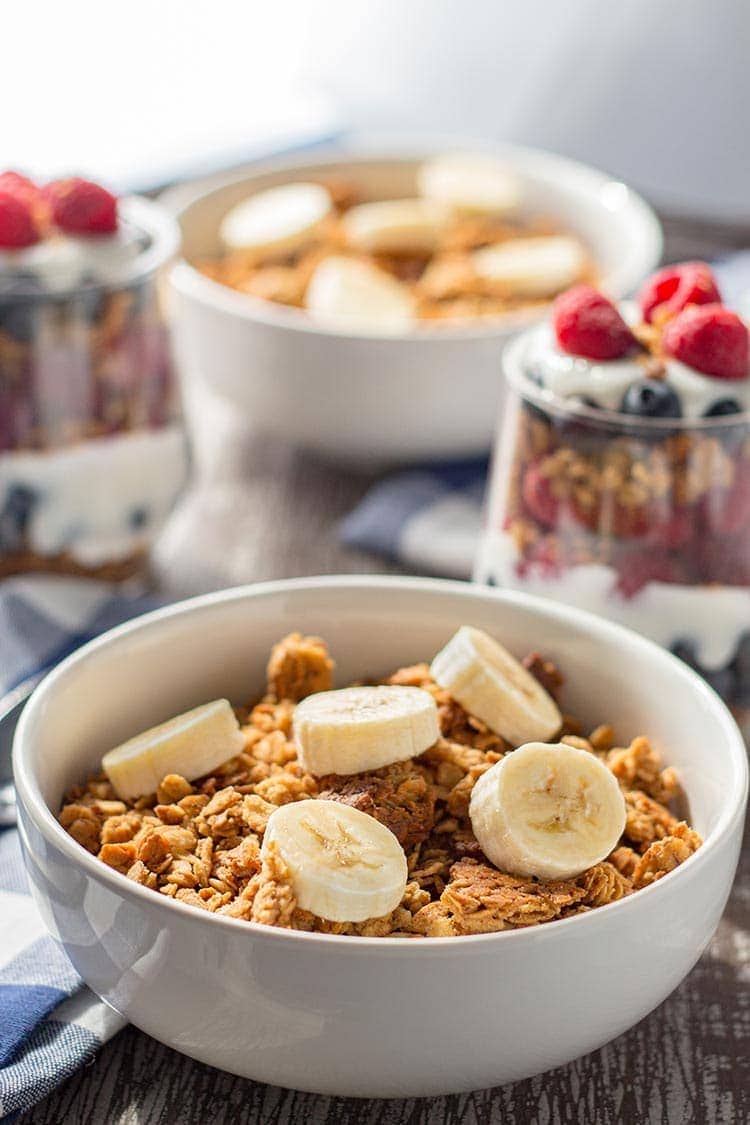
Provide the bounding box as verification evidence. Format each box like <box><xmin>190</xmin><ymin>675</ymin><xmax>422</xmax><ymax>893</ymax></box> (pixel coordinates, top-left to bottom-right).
<box><xmin>5</xmin><ymin>0</ymin><xmax>749</xmax><ymax>218</ymax></box>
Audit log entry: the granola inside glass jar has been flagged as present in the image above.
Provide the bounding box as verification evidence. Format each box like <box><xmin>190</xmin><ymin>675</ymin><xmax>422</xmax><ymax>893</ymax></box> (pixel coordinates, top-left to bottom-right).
<box><xmin>0</xmin><ymin>191</ymin><xmax>186</xmax><ymax>579</ymax></box>
<box><xmin>476</xmin><ymin>271</ymin><xmax>750</xmax><ymax>706</ymax></box>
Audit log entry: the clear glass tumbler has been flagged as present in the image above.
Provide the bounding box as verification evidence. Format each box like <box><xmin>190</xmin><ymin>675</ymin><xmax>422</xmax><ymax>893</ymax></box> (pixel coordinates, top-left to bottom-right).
<box><xmin>0</xmin><ymin>197</ymin><xmax>186</xmax><ymax>580</ymax></box>
<box><xmin>476</xmin><ymin>333</ymin><xmax>750</xmax><ymax>706</ymax></box>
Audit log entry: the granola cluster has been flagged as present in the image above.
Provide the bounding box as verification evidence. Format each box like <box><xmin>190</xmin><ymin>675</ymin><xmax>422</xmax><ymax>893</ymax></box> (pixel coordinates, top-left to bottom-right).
<box><xmin>59</xmin><ymin>633</ymin><xmax>701</xmax><ymax>938</ymax></box>
<box><xmin>197</xmin><ymin>177</ymin><xmax>593</xmax><ymax>325</ymax></box>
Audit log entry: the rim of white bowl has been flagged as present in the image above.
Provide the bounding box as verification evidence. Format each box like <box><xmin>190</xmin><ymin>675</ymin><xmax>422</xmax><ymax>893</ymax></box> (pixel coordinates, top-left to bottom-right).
<box><xmin>13</xmin><ymin>575</ymin><xmax>747</xmax><ymax>952</ymax></box>
<box><xmin>168</xmin><ymin>144</ymin><xmax>663</xmax><ymax>344</ymax></box>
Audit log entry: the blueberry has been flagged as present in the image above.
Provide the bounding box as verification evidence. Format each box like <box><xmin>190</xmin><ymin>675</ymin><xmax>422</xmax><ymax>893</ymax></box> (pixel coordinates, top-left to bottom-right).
<box><xmin>0</xmin><ymin>484</ymin><xmax>37</xmax><ymax>553</ymax></box>
<box><xmin>0</xmin><ymin>300</ymin><xmax>39</xmax><ymax>344</ymax></box>
<box><xmin>129</xmin><ymin>505</ymin><xmax>149</xmax><ymax>530</ymax></box>
<box><xmin>621</xmin><ymin>379</ymin><xmax>682</xmax><ymax>419</ymax></box>
<box><xmin>704</xmin><ymin>399</ymin><xmax>742</xmax><ymax>417</ymax></box>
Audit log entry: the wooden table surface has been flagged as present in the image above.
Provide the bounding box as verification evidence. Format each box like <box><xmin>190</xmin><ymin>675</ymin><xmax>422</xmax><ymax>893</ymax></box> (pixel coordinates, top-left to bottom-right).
<box><xmin>23</xmin><ymin>214</ymin><xmax>750</xmax><ymax>1125</ymax></box>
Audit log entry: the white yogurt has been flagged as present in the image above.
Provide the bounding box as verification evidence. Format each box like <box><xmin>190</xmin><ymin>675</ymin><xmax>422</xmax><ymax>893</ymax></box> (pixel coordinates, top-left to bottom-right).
<box><xmin>0</xmin><ymin>222</ymin><xmax>145</xmax><ymax>294</ymax></box>
<box><xmin>524</xmin><ymin>322</ymin><xmax>750</xmax><ymax>418</ymax></box>
<box><xmin>476</xmin><ymin>530</ymin><xmax>750</xmax><ymax>670</ymax></box>
<box><xmin>0</xmin><ymin>427</ymin><xmax>187</xmax><ymax>566</ymax></box>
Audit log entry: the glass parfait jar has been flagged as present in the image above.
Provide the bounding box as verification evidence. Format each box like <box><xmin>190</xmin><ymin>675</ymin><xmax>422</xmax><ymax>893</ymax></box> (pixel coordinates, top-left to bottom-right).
<box><xmin>476</xmin><ymin>332</ymin><xmax>750</xmax><ymax>706</ymax></box>
<box><xmin>0</xmin><ymin>196</ymin><xmax>186</xmax><ymax>580</ymax></box>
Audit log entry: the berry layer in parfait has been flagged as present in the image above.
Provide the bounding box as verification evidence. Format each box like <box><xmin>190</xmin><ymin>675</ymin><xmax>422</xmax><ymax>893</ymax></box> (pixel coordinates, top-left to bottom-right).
<box><xmin>476</xmin><ymin>261</ymin><xmax>750</xmax><ymax>706</ymax></box>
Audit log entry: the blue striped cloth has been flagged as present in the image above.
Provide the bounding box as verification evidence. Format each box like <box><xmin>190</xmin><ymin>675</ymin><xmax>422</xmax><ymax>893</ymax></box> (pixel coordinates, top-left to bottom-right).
<box><xmin>0</xmin><ymin>577</ymin><xmax>160</xmax><ymax>1121</ymax></box>
<box><xmin>341</xmin><ymin>253</ymin><xmax>750</xmax><ymax>575</ymax></box>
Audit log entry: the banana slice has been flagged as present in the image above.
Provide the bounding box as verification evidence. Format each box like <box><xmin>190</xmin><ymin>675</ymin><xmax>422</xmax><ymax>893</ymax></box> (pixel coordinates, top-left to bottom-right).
<box><xmin>418</xmin><ymin>152</ymin><xmax>522</xmax><ymax>216</ymax></box>
<box><xmin>430</xmin><ymin>626</ymin><xmax>561</xmax><ymax>746</ymax></box>
<box><xmin>262</xmin><ymin>798</ymin><xmax>408</xmax><ymax>921</ymax></box>
<box><xmin>102</xmin><ymin>699</ymin><xmax>245</xmax><ymax>800</ymax></box>
<box><xmin>471</xmin><ymin>235</ymin><xmax>586</xmax><ymax>298</ymax></box>
<box><xmin>305</xmin><ymin>255</ymin><xmax>414</xmax><ymax>332</ymax></box>
<box><xmin>469</xmin><ymin>741</ymin><xmax>627</xmax><ymax>880</ymax></box>
<box><xmin>342</xmin><ymin>198</ymin><xmax>450</xmax><ymax>254</ymax></box>
<box><xmin>293</xmin><ymin>685</ymin><xmax>439</xmax><ymax>776</ymax></box>
<box><xmin>219</xmin><ymin>182</ymin><xmax>332</xmax><ymax>261</ymax></box>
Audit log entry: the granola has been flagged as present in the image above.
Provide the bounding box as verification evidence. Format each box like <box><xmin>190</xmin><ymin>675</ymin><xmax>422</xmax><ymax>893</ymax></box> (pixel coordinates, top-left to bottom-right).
<box><xmin>60</xmin><ymin>631</ymin><xmax>701</xmax><ymax>938</ymax></box>
<box><xmin>196</xmin><ymin>164</ymin><xmax>594</xmax><ymax>328</ymax></box>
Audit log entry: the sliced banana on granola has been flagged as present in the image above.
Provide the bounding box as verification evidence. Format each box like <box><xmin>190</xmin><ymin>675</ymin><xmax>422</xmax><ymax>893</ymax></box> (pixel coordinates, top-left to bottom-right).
<box><xmin>305</xmin><ymin>255</ymin><xmax>414</xmax><ymax>331</ymax></box>
<box><xmin>418</xmin><ymin>152</ymin><xmax>522</xmax><ymax>216</ymax></box>
<box><xmin>262</xmin><ymin>798</ymin><xmax>408</xmax><ymax>921</ymax></box>
<box><xmin>219</xmin><ymin>182</ymin><xmax>332</xmax><ymax>261</ymax></box>
<box><xmin>102</xmin><ymin>699</ymin><xmax>245</xmax><ymax>800</ymax></box>
<box><xmin>342</xmin><ymin>198</ymin><xmax>450</xmax><ymax>254</ymax></box>
<box><xmin>430</xmin><ymin>626</ymin><xmax>561</xmax><ymax>746</ymax></box>
<box><xmin>471</xmin><ymin>235</ymin><xmax>586</xmax><ymax>298</ymax></box>
<box><xmin>469</xmin><ymin>741</ymin><xmax>626</xmax><ymax>880</ymax></box>
<box><xmin>293</xmin><ymin>685</ymin><xmax>439</xmax><ymax>776</ymax></box>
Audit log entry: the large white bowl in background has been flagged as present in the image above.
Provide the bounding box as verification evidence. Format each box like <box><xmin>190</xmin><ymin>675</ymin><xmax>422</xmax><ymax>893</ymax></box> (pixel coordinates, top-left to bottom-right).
<box><xmin>13</xmin><ymin>577</ymin><xmax>745</xmax><ymax>1097</ymax></box>
<box><xmin>167</xmin><ymin>145</ymin><xmax>662</xmax><ymax>466</ymax></box>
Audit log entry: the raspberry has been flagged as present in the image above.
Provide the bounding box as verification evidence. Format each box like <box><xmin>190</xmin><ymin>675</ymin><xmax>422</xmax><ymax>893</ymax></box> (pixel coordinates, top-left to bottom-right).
<box><xmin>0</xmin><ymin>171</ymin><xmax>39</xmax><ymax>200</ymax></box>
<box><xmin>0</xmin><ymin>189</ymin><xmax>40</xmax><ymax>248</ymax></box>
<box><xmin>647</xmin><ymin>508</ymin><xmax>694</xmax><ymax>550</ymax></box>
<box><xmin>638</xmin><ymin>261</ymin><xmax>721</xmax><ymax>324</ymax></box>
<box><xmin>45</xmin><ymin>177</ymin><xmax>117</xmax><ymax>235</ymax></box>
<box><xmin>616</xmin><ymin>550</ymin><xmax>684</xmax><ymax>598</ymax></box>
<box><xmin>610</xmin><ymin>501</ymin><xmax>651</xmax><ymax>539</ymax></box>
<box><xmin>521</xmin><ymin>462</ymin><xmax>559</xmax><ymax>528</ymax></box>
<box><xmin>553</xmin><ymin>285</ymin><xmax>636</xmax><ymax>360</ymax></box>
<box><xmin>702</xmin><ymin>456</ymin><xmax>750</xmax><ymax>536</ymax></box>
<box><xmin>662</xmin><ymin>304</ymin><xmax>748</xmax><ymax>381</ymax></box>
<box><xmin>696</xmin><ymin>529</ymin><xmax>750</xmax><ymax>587</ymax></box>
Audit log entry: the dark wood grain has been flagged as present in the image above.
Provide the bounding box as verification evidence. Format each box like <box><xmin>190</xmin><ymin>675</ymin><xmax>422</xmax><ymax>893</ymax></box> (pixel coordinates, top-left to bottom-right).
<box><xmin>20</xmin><ymin>816</ymin><xmax>750</xmax><ymax>1125</ymax></box>
<box><xmin>20</xmin><ymin>213</ymin><xmax>750</xmax><ymax>1124</ymax></box>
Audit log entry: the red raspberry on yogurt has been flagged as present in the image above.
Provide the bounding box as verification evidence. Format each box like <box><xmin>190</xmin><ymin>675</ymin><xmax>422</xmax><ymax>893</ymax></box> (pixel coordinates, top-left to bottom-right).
<box><xmin>0</xmin><ymin>172</ymin><xmax>44</xmax><ymax>206</ymax></box>
<box><xmin>553</xmin><ymin>285</ymin><xmax>636</xmax><ymax>361</ymax></box>
<box><xmin>0</xmin><ymin>189</ymin><xmax>40</xmax><ymax>248</ymax></box>
<box><xmin>639</xmin><ymin>261</ymin><xmax>721</xmax><ymax>324</ymax></box>
<box><xmin>662</xmin><ymin>304</ymin><xmax>749</xmax><ymax>381</ymax></box>
<box><xmin>45</xmin><ymin>177</ymin><xmax>118</xmax><ymax>235</ymax></box>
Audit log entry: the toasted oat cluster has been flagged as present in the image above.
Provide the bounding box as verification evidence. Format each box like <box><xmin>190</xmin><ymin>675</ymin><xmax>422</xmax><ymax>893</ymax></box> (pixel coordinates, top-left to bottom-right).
<box><xmin>197</xmin><ymin>174</ymin><xmax>593</xmax><ymax>326</ymax></box>
<box><xmin>59</xmin><ymin>633</ymin><xmax>700</xmax><ymax>938</ymax></box>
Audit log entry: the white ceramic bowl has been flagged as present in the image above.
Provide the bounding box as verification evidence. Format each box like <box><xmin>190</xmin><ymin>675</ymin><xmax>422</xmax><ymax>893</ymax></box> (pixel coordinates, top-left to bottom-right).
<box><xmin>14</xmin><ymin>577</ymin><xmax>745</xmax><ymax>1097</ymax></box>
<box><xmin>167</xmin><ymin>145</ymin><xmax>662</xmax><ymax>466</ymax></box>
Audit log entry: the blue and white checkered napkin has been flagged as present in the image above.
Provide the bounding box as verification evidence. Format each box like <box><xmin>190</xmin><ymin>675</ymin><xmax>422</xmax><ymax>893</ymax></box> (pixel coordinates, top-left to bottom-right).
<box><xmin>0</xmin><ymin>576</ymin><xmax>159</xmax><ymax>1121</ymax></box>
<box><xmin>340</xmin><ymin>458</ymin><xmax>487</xmax><ymax>579</ymax></box>
<box><xmin>340</xmin><ymin>253</ymin><xmax>750</xmax><ymax>576</ymax></box>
